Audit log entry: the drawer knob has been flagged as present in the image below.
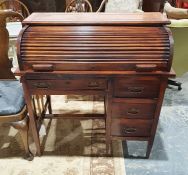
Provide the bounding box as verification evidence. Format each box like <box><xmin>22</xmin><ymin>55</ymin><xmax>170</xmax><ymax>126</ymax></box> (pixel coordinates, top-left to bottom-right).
<box><xmin>128</xmin><ymin>87</ymin><xmax>144</xmax><ymax>93</ymax></box>
<box><xmin>127</xmin><ymin>108</ymin><xmax>139</xmax><ymax>115</ymax></box>
<box><xmin>65</xmin><ymin>81</ymin><xmax>71</xmax><ymax>85</ymax></box>
<box><xmin>34</xmin><ymin>82</ymin><xmax>49</xmax><ymax>89</ymax></box>
<box><xmin>123</xmin><ymin>128</ymin><xmax>137</xmax><ymax>134</ymax></box>
<box><xmin>88</xmin><ymin>81</ymin><xmax>100</xmax><ymax>88</ymax></box>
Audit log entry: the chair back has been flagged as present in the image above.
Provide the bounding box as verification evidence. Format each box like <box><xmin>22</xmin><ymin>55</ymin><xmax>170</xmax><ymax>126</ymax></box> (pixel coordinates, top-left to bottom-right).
<box><xmin>65</xmin><ymin>0</ymin><xmax>93</xmax><ymax>12</ymax></box>
<box><xmin>0</xmin><ymin>0</ymin><xmax>30</xmax><ymax>19</ymax></box>
<box><xmin>0</xmin><ymin>10</ymin><xmax>23</xmax><ymax>79</ymax></box>
<box><xmin>96</xmin><ymin>0</ymin><xmax>107</xmax><ymax>12</ymax></box>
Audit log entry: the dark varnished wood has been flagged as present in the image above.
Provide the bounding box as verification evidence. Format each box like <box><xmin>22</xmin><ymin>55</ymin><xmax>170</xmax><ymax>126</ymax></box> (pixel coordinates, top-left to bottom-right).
<box><xmin>17</xmin><ymin>13</ymin><xmax>175</xmax><ymax>158</ymax></box>
<box><xmin>21</xmin><ymin>79</ymin><xmax>41</xmax><ymax>156</ymax></box>
<box><xmin>26</xmin><ymin>78</ymin><xmax>107</xmax><ymax>91</ymax></box>
<box><xmin>111</xmin><ymin>119</ymin><xmax>153</xmax><ymax>137</ymax></box>
<box><xmin>15</xmin><ymin>69</ymin><xmax>176</xmax><ymax>77</ymax></box>
<box><xmin>146</xmin><ymin>78</ymin><xmax>168</xmax><ymax>158</ymax></box>
<box><xmin>11</xmin><ymin>115</ymin><xmax>34</xmax><ymax>161</ymax></box>
<box><xmin>112</xmin><ymin>98</ymin><xmax>157</xmax><ymax>119</ymax></box>
<box><xmin>44</xmin><ymin>113</ymin><xmax>105</xmax><ymax>119</ymax></box>
<box><xmin>0</xmin><ymin>10</ymin><xmax>34</xmax><ymax>160</ymax></box>
<box><xmin>18</xmin><ymin>24</ymin><xmax>172</xmax><ymax>72</ymax></box>
<box><xmin>0</xmin><ymin>10</ymin><xmax>23</xmax><ymax>79</ymax></box>
<box><xmin>114</xmin><ymin>76</ymin><xmax>161</xmax><ymax>98</ymax></box>
<box><xmin>22</xmin><ymin>13</ymin><xmax>170</xmax><ymax>25</ymax></box>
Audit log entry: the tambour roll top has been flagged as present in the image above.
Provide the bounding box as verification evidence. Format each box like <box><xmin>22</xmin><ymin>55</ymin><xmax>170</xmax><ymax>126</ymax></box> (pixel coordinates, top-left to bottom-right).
<box><xmin>17</xmin><ymin>13</ymin><xmax>173</xmax><ymax>72</ymax></box>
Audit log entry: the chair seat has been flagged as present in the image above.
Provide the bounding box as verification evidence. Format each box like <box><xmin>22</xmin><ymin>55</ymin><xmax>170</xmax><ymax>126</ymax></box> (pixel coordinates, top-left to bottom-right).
<box><xmin>0</xmin><ymin>80</ymin><xmax>25</xmax><ymax>115</ymax></box>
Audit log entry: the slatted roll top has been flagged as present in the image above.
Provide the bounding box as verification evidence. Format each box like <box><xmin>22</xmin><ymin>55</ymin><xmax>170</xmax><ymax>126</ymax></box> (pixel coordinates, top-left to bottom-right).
<box><xmin>17</xmin><ymin>13</ymin><xmax>173</xmax><ymax>72</ymax></box>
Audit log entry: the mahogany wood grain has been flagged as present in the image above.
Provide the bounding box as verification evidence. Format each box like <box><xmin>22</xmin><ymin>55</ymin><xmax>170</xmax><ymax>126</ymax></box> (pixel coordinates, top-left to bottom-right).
<box><xmin>17</xmin><ymin>13</ymin><xmax>175</xmax><ymax>158</ymax></box>
<box><xmin>0</xmin><ymin>10</ymin><xmax>23</xmax><ymax>79</ymax></box>
<box><xmin>146</xmin><ymin>78</ymin><xmax>168</xmax><ymax>158</ymax></box>
<box><xmin>21</xmin><ymin>78</ymin><xmax>41</xmax><ymax>156</ymax></box>
<box><xmin>114</xmin><ymin>77</ymin><xmax>160</xmax><ymax>98</ymax></box>
<box><xmin>18</xmin><ymin>24</ymin><xmax>172</xmax><ymax>72</ymax></box>
<box><xmin>112</xmin><ymin>98</ymin><xmax>157</xmax><ymax>119</ymax></box>
<box><xmin>111</xmin><ymin>119</ymin><xmax>153</xmax><ymax>137</ymax></box>
<box><xmin>22</xmin><ymin>13</ymin><xmax>170</xmax><ymax>25</ymax></box>
<box><xmin>26</xmin><ymin>78</ymin><xmax>107</xmax><ymax>91</ymax></box>
<box><xmin>44</xmin><ymin>113</ymin><xmax>105</xmax><ymax>119</ymax></box>
<box><xmin>15</xmin><ymin>69</ymin><xmax>176</xmax><ymax>77</ymax></box>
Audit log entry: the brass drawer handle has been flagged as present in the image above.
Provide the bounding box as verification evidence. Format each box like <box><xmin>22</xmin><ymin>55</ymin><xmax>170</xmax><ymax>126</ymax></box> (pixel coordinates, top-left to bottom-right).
<box><xmin>123</xmin><ymin>128</ymin><xmax>137</xmax><ymax>134</ymax></box>
<box><xmin>88</xmin><ymin>81</ymin><xmax>100</xmax><ymax>88</ymax></box>
<box><xmin>34</xmin><ymin>82</ymin><xmax>49</xmax><ymax>89</ymax></box>
<box><xmin>32</xmin><ymin>64</ymin><xmax>53</xmax><ymax>72</ymax></box>
<box><xmin>136</xmin><ymin>64</ymin><xmax>157</xmax><ymax>72</ymax></box>
<box><xmin>128</xmin><ymin>87</ymin><xmax>144</xmax><ymax>93</ymax></box>
<box><xmin>127</xmin><ymin>108</ymin><xmax>139</xmax><ymax>115</ymax></box>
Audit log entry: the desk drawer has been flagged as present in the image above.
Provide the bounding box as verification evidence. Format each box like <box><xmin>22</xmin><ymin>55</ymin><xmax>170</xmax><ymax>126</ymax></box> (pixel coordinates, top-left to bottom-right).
<box><xmin>112</xmin><ymin>99</ymin><xmax>157</xmax><ymax>119</ymax></box>
<box><xmin>27</xmin><ymin>78</ymin><xmax>107</xmax><ymax>91</ymax></box>
<box><xmin>111</xmin><ymin>119</ymin><xmax>152</xmax><ymax>137</ymax></box>
<box><xmin>114</xmin><ymin>77</ymin><xmax>160</xmax><ymax>98</ymax></box>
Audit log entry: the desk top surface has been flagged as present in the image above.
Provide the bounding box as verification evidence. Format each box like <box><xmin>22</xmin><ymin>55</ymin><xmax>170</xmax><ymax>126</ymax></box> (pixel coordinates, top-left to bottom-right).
<box><xmin>23</xmin><ymin>13</ymin><xmax>170</xmax><ymax>25</ymax></box>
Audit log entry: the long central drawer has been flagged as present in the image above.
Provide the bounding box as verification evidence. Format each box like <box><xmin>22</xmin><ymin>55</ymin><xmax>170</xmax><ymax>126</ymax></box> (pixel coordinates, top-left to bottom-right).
<box><xmin>26</xmin><ymin>78</ymin><xmax>107</xmax><ymax>92</ymax></box>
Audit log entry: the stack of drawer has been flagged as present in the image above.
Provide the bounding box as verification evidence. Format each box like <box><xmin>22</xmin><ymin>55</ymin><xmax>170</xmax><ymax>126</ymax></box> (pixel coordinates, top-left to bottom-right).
<box><xmin>111</xmin><ymin>76</ymin><xmax>160</xmax><ymax>138</ymax></box>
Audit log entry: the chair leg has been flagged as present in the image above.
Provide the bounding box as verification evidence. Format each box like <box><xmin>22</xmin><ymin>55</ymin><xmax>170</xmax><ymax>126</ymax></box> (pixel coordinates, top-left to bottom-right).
<box><xmin>168</xmin><ymin>79</ymin><xmax>182</xmax><ymax>90</ymax></box>
<box><xmin>11</xmin><ymin>116</ymin><xmax>34</xmax><ymax>161</ymax></box>
<box><xmin>47</xmin><ymin>95</ymin><xmax>52</xmax><ymax>114</ymax></box>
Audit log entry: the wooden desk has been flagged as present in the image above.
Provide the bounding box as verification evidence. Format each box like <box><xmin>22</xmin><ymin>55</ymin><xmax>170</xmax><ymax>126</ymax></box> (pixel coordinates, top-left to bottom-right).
<box><xmin>16</xmin><ymin>13</ymin><xmax>175</xmax><ymax>158</ymax></box>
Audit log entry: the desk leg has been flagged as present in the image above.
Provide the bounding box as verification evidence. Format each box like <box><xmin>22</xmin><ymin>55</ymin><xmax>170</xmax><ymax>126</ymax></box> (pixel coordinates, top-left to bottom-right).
<box><xmin>146</xmin><ymin>79</ymin><xmax>168</xmax><ymax>158</ymax></box>
<box><xmin>105</xmin><ymin>80</ymin><xmax>113</xmax><ymax>155</ymax></box>
<box><xmin>22</xmin><ymin>82</ymin><xmax>41</xmax><ymax>156</ymax></box>
<box><xmin>146</xmin><ymin>138</ymin><xmax>154</xmax><ymax>158</ymax></box>
<box><xmin>105</xmin><ymin>97</ymin><xmax>111</xmax><ymax>155</ymax></box>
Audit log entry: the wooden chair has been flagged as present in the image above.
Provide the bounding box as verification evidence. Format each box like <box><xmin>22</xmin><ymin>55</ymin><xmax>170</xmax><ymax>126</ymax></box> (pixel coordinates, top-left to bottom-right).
<box><xmin>65</xmin><ymin>0</ymin><xmax>93</xmax><ymax>12</ymax></box>
<box><xmin>65</xmin><ymin>0</ymin><xmax>108</xmax><ymax>12</ymax></box>
<box><xmin>0</xmin><ymin>10</ymin><xmax>34</xmax><ymax>160</ymax></box>
<box><xmin>96</xmin><ymin>0</ymin><xmax>107</xmax><ymax>12</ymax></box>
<box><xmin>0</xmin><ymin>0</ymin><xmax>30</xmax><ymax>19</ymax></box>
<box><xmin>0</xmin><ymin>0</ymin><xmax>30</xmax><ymax>72</ymax></box>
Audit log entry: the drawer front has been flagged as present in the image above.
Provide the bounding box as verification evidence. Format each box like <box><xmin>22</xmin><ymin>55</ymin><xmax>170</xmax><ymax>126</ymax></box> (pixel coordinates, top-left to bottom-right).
<box><xmin>114</xmin><ymin>77</ymin><xmax>160</xmax><ymax>98</ymax></box>
<box><xmin>27</xmin><ymin>78</ymin><xmax>107</xmax><ymax>91</ymax></box>
<box><xmin>112</xmin><ymin>99</ymin><xmax>157</xmax><ymax>119</ymax></box>
<box><xmin>111</xmin><ymin>119</ymin><xmax>153</xmax><ymax>137</ymax></box>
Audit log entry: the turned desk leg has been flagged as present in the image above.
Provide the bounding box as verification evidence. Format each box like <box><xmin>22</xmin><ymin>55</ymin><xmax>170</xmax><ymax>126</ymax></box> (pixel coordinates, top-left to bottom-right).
<box><xmin>22</xmin><ymin>81</ymin><xmax>41</xmax><ymax>156</ymax></box>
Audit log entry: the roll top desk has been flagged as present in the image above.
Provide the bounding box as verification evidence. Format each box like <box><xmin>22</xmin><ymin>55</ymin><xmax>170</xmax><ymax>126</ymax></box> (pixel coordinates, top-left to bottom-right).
<box><xmin>16</xmin><ymin>13</ymin><xmax>175</xmax><ymax>158</ymax></box>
